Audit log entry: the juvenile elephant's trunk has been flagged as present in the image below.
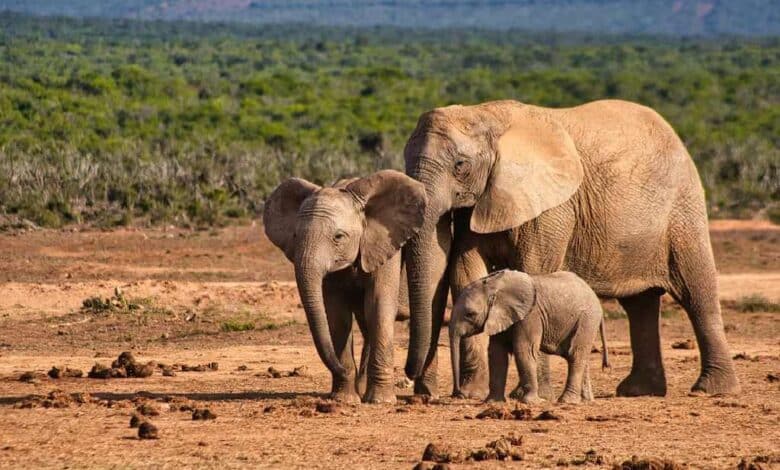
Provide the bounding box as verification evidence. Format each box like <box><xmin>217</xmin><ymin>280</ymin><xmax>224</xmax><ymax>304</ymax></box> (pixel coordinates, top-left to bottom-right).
<box><xmin>450</xmin><ymin>332</ymin><xmax>462</xmax><ymax>396</ymax></box>
<box><xmin>294</xmin><ymin>260</ymin><xmax>347</xmax><ymax>378</ymax></box>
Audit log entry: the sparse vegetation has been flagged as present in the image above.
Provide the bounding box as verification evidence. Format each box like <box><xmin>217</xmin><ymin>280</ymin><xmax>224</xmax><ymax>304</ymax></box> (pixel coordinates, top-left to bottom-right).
<box><xmin>0</xmin><ymin>13</ymin><xmax>777</xmax><ymax>228</ymax></box>
<box><xmin>81</xmin><ymin>288</ymin><xmax>170</xmax><ymax>315</ymax></box>
<box><xmin>732</xmin><ymin>294</ymin><xmax>780</xmax><ymax>313</ymax></box>
<box><xmin>220</xmin><ymin>320</ymin><xmax>256</xmax><ymax>332</ymax></box>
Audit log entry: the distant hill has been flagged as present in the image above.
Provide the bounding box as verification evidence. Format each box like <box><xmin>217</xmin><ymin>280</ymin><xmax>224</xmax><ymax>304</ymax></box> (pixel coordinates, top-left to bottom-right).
<box><xmin>0</xmin><ymin>0</ymin><xmax>778</xmax><ymax>36</ymax></box>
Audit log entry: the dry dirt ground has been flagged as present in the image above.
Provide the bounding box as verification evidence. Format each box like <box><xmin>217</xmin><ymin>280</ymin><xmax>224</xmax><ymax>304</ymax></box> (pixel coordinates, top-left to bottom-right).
<box><xmin>0</xmin><ymin>220</ymin><xmax>778</xmax><ymax>469</ymax></box>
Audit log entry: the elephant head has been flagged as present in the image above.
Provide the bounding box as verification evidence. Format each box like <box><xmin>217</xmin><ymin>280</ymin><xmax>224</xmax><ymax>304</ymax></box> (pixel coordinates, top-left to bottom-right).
<box><xmin>449</xmin><ymin>270</ymin><xmax>535</xmax><ymax>395</ymax></box>
<box><xmin>264</xmin><ymin>170</ymin><xmax>426</xmax><ymax>378</ymax></box>
<box><xmin>404</xmin><ymin>100</ymin><xmax>583</xmax><ymax>378</ymax></box>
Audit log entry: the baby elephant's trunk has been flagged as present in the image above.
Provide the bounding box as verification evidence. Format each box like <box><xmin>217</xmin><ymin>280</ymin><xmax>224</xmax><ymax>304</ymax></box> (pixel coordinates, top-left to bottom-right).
<box><xmin>600</xmin><ymin>318</ymin><xmax>610</xmax><ymax>370</ymax></box>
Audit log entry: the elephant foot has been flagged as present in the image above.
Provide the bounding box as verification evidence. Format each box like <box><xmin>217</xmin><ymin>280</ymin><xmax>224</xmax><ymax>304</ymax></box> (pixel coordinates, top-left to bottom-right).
<box><xmin>557</xmin><ymin>391</ymin><xmax>582</xmax><ymax>404</ymax></box>
<box><xmin>691</xmin><ymin>367</ymin><xmax>740</xmax><ymax>396</ymax></box>
<box><xmin>484</xmin><ymin>394</ymin><xmax>506</xmax><ymax>403</ymax></box>
<box><xmin>330</xmin><ymin>389</ymin><xmax>361</xmax><ymax>404</ymax></box>
<box><xmin>508</xmin><ymin>383</ymin><xmax>525</xmax><ymax>401</ymax></box>
<box><xmin>616</xmin><ymin>369</ymin><xmax>667</xmax><ymax>397</ymax></box>
<box><xmin>413</xmin><ymin>376</ymin><xmax>439</xmax><ymax>398</ymax></box>
<box><xmin>459</xmin><ymin>371</ymin><xmax>489</xmax><ymax>400</ymax></box>
<box><xmin>363</xmin><ymin>384</ymin><xmax>397</xmax><ymax>404</ymax></box>
<box><xmin>520</xmin><ymin>392</ymin><xmax>545</xmax><ymax>405</ymax></box>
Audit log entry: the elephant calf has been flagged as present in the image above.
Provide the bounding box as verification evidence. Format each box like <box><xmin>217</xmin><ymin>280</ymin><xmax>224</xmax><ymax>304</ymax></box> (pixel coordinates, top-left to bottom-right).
<box><xmin>264</xmin><ymin>170</ymin><xmax>426</xmax><ymax>404</ymax></box>
<box><xmin>449</xmin><ymin>270</ymin><xmax>608</xmax><ymax>404</ymax></box>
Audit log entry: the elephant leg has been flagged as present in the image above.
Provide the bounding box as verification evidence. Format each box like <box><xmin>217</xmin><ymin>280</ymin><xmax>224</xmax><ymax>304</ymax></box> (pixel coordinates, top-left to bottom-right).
<box><xmin>363</xmin><ymin>253</ymin><xmax>400</xmax><ymax>404</ymax></box>
<box><xmin>509</xmin><ymin>352</ymin><xmax>552</xmax><ymax>401</ymax></box>
<box><xmin>486</xmin><ymin>335</ymin><xmax>510</xmax><ymax>402</ymax></box>
<box><xmin>668</xmin><ymin>227</ymin><xmax>739</xmax><ymax>395</ymax></box>
<box><xmin>354</xmin><ymin>310</ymin><xmax>370</xmax><ymax>397</ymax></box>
<box><xmin>617</xmin><ymin>290</ymin><xmax>667</xmax><ymax>397</ymax></box>
<box><xmin>581</xmin><ymin>363</ymin><xmax>593</xmax><ymax>401</ymax></box>
<box><xmin>558</xmin><ymin>350</ymin><xmax>587</xmax><ymax>404</ymax></box>
<box><xmin>323</xmin><ymin>278</ymin><xmax>361</xmax><ymax>404</ymax></box>
<box><xmin>512</xmin><ymin>341</ymin><xmax>544</xmax><ymax>405</ymax></box>
<box><xmin>450</xmin><ymin>239</ymin><xmax>490</xmax><ymax>399</ymax></box>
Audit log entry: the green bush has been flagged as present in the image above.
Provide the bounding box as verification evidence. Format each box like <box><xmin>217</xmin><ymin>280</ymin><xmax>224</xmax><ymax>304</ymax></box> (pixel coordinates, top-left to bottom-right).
<box><xmin>0</xmin><ymin>13</ymin><xmax>777</xmax><ymax>227</ymax></box>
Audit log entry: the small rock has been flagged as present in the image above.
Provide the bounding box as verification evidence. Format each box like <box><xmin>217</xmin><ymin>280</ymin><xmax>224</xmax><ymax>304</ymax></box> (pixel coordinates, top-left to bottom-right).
<box><xmin>615</xmin><ymin>456</ymin><xmax>685</xmax><ymax>470</ymax></box>
<box><xmin>671</xmin><ymin>339</ymin><xmax>695</xmax><ymax>350</ymax></box>
<box><xmin>112</xmin><ymin>351</ymin><xmax>136</xmax><ymax>369</ymax></box>
<box><xmin>315</xmin><ymin>401</ymin><xmax>340</xmax><ymax>414</ymax></box>
<box><xmin>236</xmin><ymin>365</ymin><xmax>248</xmax><ymax>371</ymax></box>
<box><xmin>129</xmin><ymin>414</ymin><xmax>141</xmax><ymax>428</ymax></box>
<box><xmin>534</xmin><ymin>410</ymin><xmax>562</xmax><ymax>421</ymax></box>
<box><xmin>733</xmin><ymin>352</ymin><xmax>758</xmax><ymax>361</ymax></box>
<box><xmin>48</xmin><ymin>366</ymin><xmax>84</xmax><ymax>379</ymax></box>
<box><xmin>766</xmin><ymin>373</ymin><xmax>779</xmax><ymax>383</ymax></box>
<box><xmin>136</xmin><ymin>402</ymin><xmax>161</xmax><ymax>416</ymax></box>
<box><xmin>138</xmin><ymin>422</ymin><xmax>159</xmax><ymax>440</ymax></box>
<box><xmin>88</xmin><ymin>363</ymin><xmax>126</xmax><ymax>379</ymax></box>
<box><xmin>127</xmin><ymin>362</ymin><xmax>155</xmax><ymax>378</ymax></box>
<box><xmin>162</xmin><ymin>368</ymin><xmax>176</xmax><ymax>377</ymax></box>
<box><xmin>18</xmin><ymin>371</ymin><xmax>42</xmax><ymax>383</ymax></box>
<box><xmin>421</xmin><ymin>443</ymin><xmax>462</xmax><ymax>463</ymax></box>
<box><xmin>192</xmin><ymin>409</ymin><xmax>217</xmax><ymax>420</ymax></box>
<box><xmin>404</xmin><ymin>394</ymin><xmax>432</xmax><ymax>405</ymax></box>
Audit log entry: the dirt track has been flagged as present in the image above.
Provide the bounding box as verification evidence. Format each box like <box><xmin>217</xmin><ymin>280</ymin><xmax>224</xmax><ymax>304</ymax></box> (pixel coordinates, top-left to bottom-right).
<box><xmin>0</xmin><ymin>221</ymin><xmax>778</xmax><ymax>469</ymax></box>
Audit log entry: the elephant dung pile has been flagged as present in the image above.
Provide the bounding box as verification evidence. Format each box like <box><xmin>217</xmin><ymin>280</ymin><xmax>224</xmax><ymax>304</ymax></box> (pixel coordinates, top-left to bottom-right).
<box><xmin>88</xmin><ymin>351</ymin><xmax>155</xmax><ymax>379</ymax></box>
<box><xmin>419</xmin><ymin>434</ymin><xmax>524</xmax><ymax>465</ymax></box>
<box><xmin>614</xmin><ymin>455</ymin><xmax>686</xmax><ymax>470</ymax></box>
<box><xmin>474</xmin><ymin>404</ymin><xmax>531</xmax><ymax>420</ymax></box>
<box><xmin>14</xmin><ymin>390</ymin><xmax>93</xmax><ymax>409</ymax></box>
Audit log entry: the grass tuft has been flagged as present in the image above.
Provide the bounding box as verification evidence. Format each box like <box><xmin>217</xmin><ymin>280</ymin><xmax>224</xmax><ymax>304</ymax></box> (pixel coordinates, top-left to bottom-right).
<box><xmin>733</xmin><ymin>294</ymin><xmax>780</xmax><ymax>313</ymax></box>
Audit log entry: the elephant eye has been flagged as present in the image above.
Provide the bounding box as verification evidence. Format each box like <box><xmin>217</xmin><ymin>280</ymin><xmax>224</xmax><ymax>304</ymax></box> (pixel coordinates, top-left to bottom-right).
<box><xmin>333</xmin><ymin>231</ymin><xmax>347</xmax><ymax>243</ymax></box>
<box><xmin>453</xmin><ymin>159</ymin><xmax>471</xmax><ymax>177</ymax></box>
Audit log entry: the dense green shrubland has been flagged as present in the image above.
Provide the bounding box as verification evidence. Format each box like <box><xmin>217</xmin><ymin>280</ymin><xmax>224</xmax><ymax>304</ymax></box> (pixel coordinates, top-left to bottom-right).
<box><xmin>0</xmin><ymin>13</ymin><xmax>777</xmax><ymax>227</ymax></box>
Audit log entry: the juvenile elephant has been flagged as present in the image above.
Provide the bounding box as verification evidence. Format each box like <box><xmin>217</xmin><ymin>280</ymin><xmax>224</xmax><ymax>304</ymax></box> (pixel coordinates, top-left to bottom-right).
<box><xmin>264</xmin><ymin>170</ymin><xmax>426</xmax><ymax>403</ymax></box>
<box><xmin>402</xmin><ymin>99</ymin><xmax>739</xmax><ymax>399</ymax></box>
<box><xmin>450</xmin><ymin>270</ymin><xmax>608</xmax><ymax>404</ymax></box>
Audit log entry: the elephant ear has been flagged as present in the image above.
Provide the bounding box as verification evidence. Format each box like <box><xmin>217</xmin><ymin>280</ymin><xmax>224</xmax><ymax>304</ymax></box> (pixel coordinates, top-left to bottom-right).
<box><xmin>346</xmin><ymin>170</ymin><xmax>427</xmax><ymax>273</ymax></box>
<box><xmin>471</xmin><ymin>108</ymin><xmax>583</xmax><ymax>234</ymax></box>
<box><xmin>484</xmin><ymin>270</ymin><xmax>536</xmax><ymax>336</ymax></box>
<box><xmin>263</xmin><ymin>178</ymin><xmax>320</xmax><ymax>262</ymax></box>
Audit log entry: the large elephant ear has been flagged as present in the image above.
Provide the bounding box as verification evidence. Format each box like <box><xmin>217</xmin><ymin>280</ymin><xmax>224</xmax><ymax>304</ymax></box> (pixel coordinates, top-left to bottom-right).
<box><xmin>346</xmin><ymin>170</ymin><xmax>427</xmax><ymax>273</ymax></box>
<box><xmin>263</xmin><ymin>178</ymin><xmax>320</xmax><ymax>262</ymax></box>
<box><xmin>484</xmin><ymin>270</ymin><xmax>536</xmax><ymax>336</ymax></box>
<box><xmin>471</xmin><ymin>108</ymin><xmax>583</xmax><ymax>234</ymax></box>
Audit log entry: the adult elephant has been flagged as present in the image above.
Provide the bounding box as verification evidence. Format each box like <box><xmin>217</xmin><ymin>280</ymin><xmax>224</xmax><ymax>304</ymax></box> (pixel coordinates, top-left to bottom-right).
<box><xmin>402</xmin><ymin>99</ymin><xmax>739</xmax><ymax>399</ymax></box>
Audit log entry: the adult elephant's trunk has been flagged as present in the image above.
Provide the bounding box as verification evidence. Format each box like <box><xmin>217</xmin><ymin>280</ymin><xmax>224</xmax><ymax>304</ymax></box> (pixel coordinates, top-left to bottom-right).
<box><xmin>450</xmin><ymin>332</ymin><xmax>462</xmax><ymax>395</ymax></box>
<box><xmin>294</xmin><ymin>259</ymin><xmax>347</xmax><ymax>378</ymax></box>
<box><xmin>404</xmin><ymin>196</ymin><xmax>452</xmax><ymax>379</ymax></box>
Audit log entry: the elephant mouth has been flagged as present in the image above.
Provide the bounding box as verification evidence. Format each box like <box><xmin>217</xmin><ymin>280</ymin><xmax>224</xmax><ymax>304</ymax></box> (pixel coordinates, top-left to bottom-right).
<box><xmin>453</xmin><ymin>191</ymin><xmax>477</xmax><ymax>208</ymax></box>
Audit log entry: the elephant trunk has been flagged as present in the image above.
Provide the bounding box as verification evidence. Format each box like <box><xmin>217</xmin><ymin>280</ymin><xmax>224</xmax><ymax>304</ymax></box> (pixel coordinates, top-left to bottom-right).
<box><xmin>600</xmin><ymin>318</ymin><xmax>610</xmax><ymax>370</ymax></box>
<box><xmin>294</xmin><ymin>257</ymin><xmax>347</xmax><ymax>379</ymax></box>
<box><xmin>450</xmin><ymin>330</ymin><xmax>462</xmax><ymax>396</ymax></box>
<box><xmin>403</xmin><ymin>200</ymin><xmax>451</xmax><ymax>379</ymax></box>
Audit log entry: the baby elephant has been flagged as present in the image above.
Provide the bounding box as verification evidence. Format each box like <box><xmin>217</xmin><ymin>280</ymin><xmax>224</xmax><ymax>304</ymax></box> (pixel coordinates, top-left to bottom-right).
<box><xmin>450</xmin><ymin>270</ymin><xmax>608</xmax><ymax>404</ymax></box>
<box><xmin>264</xmin><ymin>170</ymin><xmax>426</xmax><ymax>404</ymax></box>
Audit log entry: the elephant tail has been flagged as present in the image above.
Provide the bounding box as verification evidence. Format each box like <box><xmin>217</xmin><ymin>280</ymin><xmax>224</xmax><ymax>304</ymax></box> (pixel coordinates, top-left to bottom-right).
<box><xmin>600</xmin><ymin>318</ymin><xmax>610</xmax><ymax>370</ymax></box>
